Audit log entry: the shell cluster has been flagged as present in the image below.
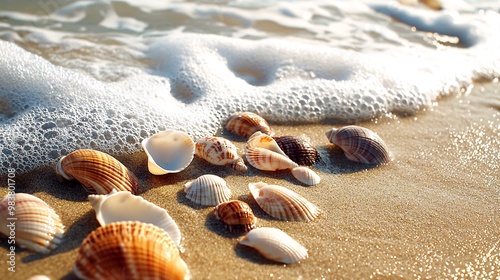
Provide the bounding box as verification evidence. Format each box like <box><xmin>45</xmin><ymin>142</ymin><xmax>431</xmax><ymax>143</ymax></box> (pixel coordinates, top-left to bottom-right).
<box><xmin>0</xmin><ymin>193</ymin><xmax>65</xmax><ymax>254</ymax></box>
<box><xmin>73</xmin><ymin>221</ymin><xmax>190</xmax><ymax>280</ymax></box>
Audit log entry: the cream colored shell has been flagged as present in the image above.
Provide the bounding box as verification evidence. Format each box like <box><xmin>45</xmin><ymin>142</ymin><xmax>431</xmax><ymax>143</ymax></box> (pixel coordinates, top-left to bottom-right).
<box><xmin>290</xmin><ymin>166</ymin><xmax>321</xmax><ymax>186</ymax></box>
<box><xmin>195</xmin><ymin>136</ymin><xmax>247</xmax><ymax>172</ymax></box>
<box><xmin>184</xmin><ymin>174</ymin><xmax>232</xmax><ymax>206</ymax></box>
<box><xmin>88</xmin><ymin>190</ymin><xmax>182</xmax><ymax>246</ymax></box>
<box><xmin>0</xmin><ymin>193</ymin><xmax>64</xmax><ymax>254</ymax></box>
<box><xmin>141</xmin><ymin>130</ymin><xmax>195</xmax><ymax>175</ymax></box>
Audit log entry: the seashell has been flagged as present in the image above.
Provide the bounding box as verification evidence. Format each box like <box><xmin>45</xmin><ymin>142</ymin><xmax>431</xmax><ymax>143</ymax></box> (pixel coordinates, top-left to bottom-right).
<box><xmin>214</xmin><ymin>200</ymin><xmax>257</xmax><ymax>232</ymax></box>
<box><xmin>74</xmin><ymin>221</ymin><xmax>190</xmax><ymax>280</ymax></box>
<box><xmin>325</xmin><ymin>125</ymin><xmax>392</xmax><ymax>165</ymax></box>
<box><xmin>246</xmin><ymin>132</ymin><xmax>287</xmax><ymax>156</ymax></box>
<box><xmin>141</xmin><ymin>130</ymin><xmax>195</xmax><ymax>175</ymax></box>
<box><xmin>0</xmin><ymin>193</ymin><xmax>65</xmax><ymax>254</ymax></box>
<box><xmin>290</xmin><ymin>166</ymin><xmax>321</xmax><ymax>186</ymax></box>
<box><xmin>184</xmin><ymin>174</ymin><xmax>232</xmax><ymax>206</ymax></box>
<box><xmin>273</xmin><ymin>135</ymin><xmax>320</xmax><ymax>166</ymax></box>
<box><xmin>238</xmin><ymin>227</ymin><xmax>308</xmax><ymax>264</ymax></box>
<box><xmin>248</xmin><ymin>182</ymin><xmax>320</xmax><ymax>221</ymax></box>
<box><xmin>56</xmin><ymin>149</ymin><xmax>139</xmax><ymax>194</ymax></box>
<box><xmin>26</xmin><ymin>275</ymin><xmax>51</xmax><ymax>280</ymax></box>
<box><xmin>88</xmin><ymin>190</ymin><xmax>182</xmax><ymax>246</ymax></box>
<box><xmin>225</xmin><ymin>112</ymin><xmax>273</xmax><ymax>137</ymax></box>
<box><xmin>195</xmin><ymin>136</ymin><xmax>247</xmax><ymax>172</ymax></box>
<box><xmin>245</xmin><ymin>147</ymin><xmax>298</xmax><ymax>171</ymax></box>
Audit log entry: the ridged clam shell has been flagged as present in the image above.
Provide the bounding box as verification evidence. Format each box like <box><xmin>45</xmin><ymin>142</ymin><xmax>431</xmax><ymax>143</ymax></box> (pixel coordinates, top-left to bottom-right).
<box><xmin>55</xmin><ymin>149</ymin><xmax>139</xmax><ymax>194</ymax></box>
<box><xmin>273</xmin><ymin>135</ymin><xmax>320</xmax><ymax>166</ymax></box>
<box><xmin>184</xmin><ymin>174</ymin><xmax>232</xmax><ymax>206</ymax></box>
<box><xmin>325</xmin><ymin>125</ymin><xmax>392</xmax><ymax>165</ymax></box>
<box><xmin>245</xmin><ymin>147</ymin><xmax>298</xmax><ymax>171</ymax></box>
<box><xmin>74</xmin><ymin>221</ymin><xmax>190</xmax><ymax>280</ymax></box>
<box><xmin>214</xmin><ymin>200</ymin><xmax>257</xmax><ymax>233</ymax></box>
<box><xmin>225</xmin><ymin>112</ymin><xmax>273</xmax><ymax>137</ymax></box>
<box><xmin>290</xmin><ymin>167</ymin><xmax>321</xmax><ymax>186</ymax></box>
<box><xmin>238</xmin><ymin>227</ymin><xmax>308</xmax><ymax>264</ymax></box>
<box><xmin>0</xmin><ymin>193</ymin><xmax>64</xmax><ymax>254</ymax></box>
<box><xmin>88</xmin><ymin>190</ymin><xmax>182</xmax><ymax>246</ymax></box>
<box><xmin>195</xmin><ymin>137</ymin><xmax>247</xmax><ymax>172</ymax></box>
<box><xmin>141</xmin><ymin>130</ymin><xmax>195</xmax><ymax>175</ymax></box>
<box><xmin>248</xmin><ymin>182</ymin><xmax>320</xmax><ymax>221</ymax></box>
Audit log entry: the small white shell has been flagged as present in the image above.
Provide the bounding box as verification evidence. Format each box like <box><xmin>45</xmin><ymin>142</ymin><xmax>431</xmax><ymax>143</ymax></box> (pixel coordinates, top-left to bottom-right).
<box><xmin>142</xmin><ymin>130</ymin><xmax>195</xmax><ymax>175</ymax></box>
<box><xmin>291</xmin><ymin>166</ymin><xmax>321</xmax><ymax>186</ymax></box>
<box><xmin>238</xmin><ymin>227</ymin><xmax>308</xmax><ymax>264</ymax></box>
<box><xmin>248</xmin><ymin>182</ymin><xmax>320</xmax><ymax>221</ymax></box>
<box><xmin>88</xmin><ymin>190</ymin><xmax>182</xmax><ymax>246</ymax></box>
<box><xmin>0</xmin><ymin>193</ymin><xmax>65</xmax><ymax>253</ymax></box>
<box><xmin>184</xmin><ymin>174</ymin><xmax>232</xmax><ymax>206</ymax></box>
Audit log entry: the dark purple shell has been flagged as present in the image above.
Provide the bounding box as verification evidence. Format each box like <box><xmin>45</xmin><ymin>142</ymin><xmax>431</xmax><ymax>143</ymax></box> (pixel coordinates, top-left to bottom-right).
<box><xmin>273</xmin><ymin>136</ymin><xmax>320</xmax><ymax>166</ymax></box>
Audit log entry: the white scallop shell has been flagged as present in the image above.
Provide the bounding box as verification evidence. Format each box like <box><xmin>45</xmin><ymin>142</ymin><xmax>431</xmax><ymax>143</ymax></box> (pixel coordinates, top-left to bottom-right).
<box><xmin>291</xmin><ymin>166</ymin><xmax>321</xmax><ymax>186</ymax></box>
<box><xmin>0</xmin><ymin>193</ymin><xmax>65</xmax><ymax>253</ymax></box>
<box><xmin>248</xmin><ymin>182</ymin><xmax>320</xmax><ymax>221</ymax></box>
<box><xmin>88</xmin><ymin>190</ymin><xmax>181</xmax><ymax>246</ymax></box>
<box><xmin>184</xmin><ymin>174</ymin><xmax>232</xmax><ymax>206</ymax></box>
<box><xmin>238</xmin><ymin>227</ymin><xmax>308</xmax><ymax>264</ymax></box>
<box><xmin>142</xmin><ymin>130</ymin><xmax>195</xmax><ymax>175</ymax></box>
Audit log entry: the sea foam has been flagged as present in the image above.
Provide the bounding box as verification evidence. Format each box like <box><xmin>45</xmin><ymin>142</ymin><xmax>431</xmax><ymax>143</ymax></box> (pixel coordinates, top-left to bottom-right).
<box><xmin>1</xmin><ymin>1</ymin><xmax>499</xmax><ymax>173</ymax></box>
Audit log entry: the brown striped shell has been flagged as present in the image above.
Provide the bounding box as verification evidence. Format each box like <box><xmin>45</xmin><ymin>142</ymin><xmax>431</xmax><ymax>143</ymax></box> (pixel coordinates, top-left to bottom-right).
<box><xmin>184</xmin><ymin>174</ymin><xmax>232</xmax><ymax>206</ymax></box>
<box><xmin>225</xmin><ymin>112</ymin><xmax>273</xmax><ymax>137</ymax></box>
<box><xmin>273</xmin><ymin>135</ymin><xmax>320</xmax><ymax>166</ymax></box>
<box><xmin>74</xmin><ymin>221</ymin><xmax>190</xmax><ymax>280</ymax></box>
<box><xmin>325</xmin><ymin>125</ymin><xmax>392</xmax><ymax>165</ymax></box>
<box><xmin>55</xmin><ymin>149</ymin><xmax>139</xmax><ymax>194</ymax></box>
<box><xmin>214</xmin><ymin>200</ymin><xmax>257</xmax><ymax>233</ymax></box>
<box><xmin>0</xmin><ymin>193</ymin><xmax>65</xmax><ymax>254</ymax></box>
<box><xmin>248</xmin><ymin>182</ymin><xmax>320</xmax><ymax>221</ymax></box>
<box><xmin>238</xmin><ymin>227</ymin><xmax>308</xmax><ymax>264</ymax></box>
<box><xmin>195</xmin><ymin>137</ymin><xmax>247</xmax><ymax>172</ymax></box>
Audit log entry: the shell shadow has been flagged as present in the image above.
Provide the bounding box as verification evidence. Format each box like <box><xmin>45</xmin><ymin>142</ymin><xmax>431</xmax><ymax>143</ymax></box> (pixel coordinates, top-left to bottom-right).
<box><xmin>21</xmin><ymin>210</ymin><xmax>99</xmax><ymax>263</ymax></box>
<box><xmin>204</xmin><ymin>210</ymin><xmax>247</xmax><ymax>239</ymax></box>
<box><xmin>314</xmin><ymin>145</ymin><xmax>378</xmax><ymax>174</ymax></box>
<box><xmin>234</xmin><ymin>242</ymin><xmax>282</xmax><ymax>265</ymax></box>
<box><xmin>176</xmin><ymin>188</ymin><xmax>213</xmax><ymax>211</ymax></box>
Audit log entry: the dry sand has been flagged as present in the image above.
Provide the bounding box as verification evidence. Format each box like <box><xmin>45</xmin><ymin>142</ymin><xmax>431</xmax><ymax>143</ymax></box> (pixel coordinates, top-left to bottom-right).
<box><xmin>1</xmin><ymin>83</ymin><xmax>499</xmax><ymax>279</ymax></box>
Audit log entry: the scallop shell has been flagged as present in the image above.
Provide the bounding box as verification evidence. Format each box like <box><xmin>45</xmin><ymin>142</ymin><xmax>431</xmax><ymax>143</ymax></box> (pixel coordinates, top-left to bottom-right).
<box><xmin>248</xmin><ymin>182</ymin><xmax>320</xmax><ymax>221</ymax></box>
<box><xmin>273</xmin><ymin>135</ymin><xmax>320</xmax><ymax>166</ymax></box>
<box><xmin>325</xmin><ymin>125</ymin><xmax>392</xmax><ymax>165</ymax></box>
<box><xmin>225</xmin><ymin>112</ymin><xmax>273</xmax><ymax>137</ymax></box>
<box><xmin>245</xmin><ymin>147</ymin><xmax>298</xmax><ymax>171</ymax></box>
<box><xmin>55</xmin><ymin>149</ymin><xmax>139</xmax><ymax>194</ymax></box>
<box><xmin>214</xmin><ymin>200</ymin><xmax>257</xmax><ymax>232</ymax></box>
<box><xmin>141</xmin><ymin>130</ymin><xmax>195</xmax><ymax>175</ymax></box>
<box><xmin>0</xmin><ymin>193</ymin><xmax>64</xmax><ymax>254</ymax></box>
<box><xmin>88</xmin><ymin>190</ymin><xmax>182</xmax><ymax>246</ymax></box>
<box><xmin>290</xmin><ymin>166</ymin><xmax>321</xmax><ymax>186</ymax></box>
<box><xmin>74</xmin><ymin>221</ymin><xmax>190</xmax><ymax>280</ymax></box>
<box><xmin>238</xmin><ymin>227</ymin><xmax>308</xmax><ymax>264</ymax></box>
<box><xmin>184</xmin><ymin>174</ymin><xmax>232</xmax><ymax>206</ymax></box>
<box><xmin>195</xmin><ymin>136</ymin><xmax>247</xmax><ymax>172</ymax></box>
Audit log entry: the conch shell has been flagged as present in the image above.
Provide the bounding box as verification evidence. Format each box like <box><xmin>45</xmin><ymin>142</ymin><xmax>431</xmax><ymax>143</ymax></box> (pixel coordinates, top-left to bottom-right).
<box><xmin>224</xmin><ymin>112</ymin><xmax>273</xmax><ymax>137</ymax></box>
<box><xmin>56</xmin><ymin>149</ymin><xmax>139</xmax><ymax>194</ymax></box>
<box><xmin>74</xmin><ymin>221</ymin><xmax>190</xmax><ymax>280</ymax></box>
<box><xmin>325</xmin><ymin>125</ymin><xmax>392</xmax><ymax>165</ymax></box>
<box><xmin>0</xmin><ymin>193</ymin><xmax>65</xmax><ymax>253</ymax></box>
<box><xmin>195</xmin><ymin>136</ymin><xmax>247</xmax><ymax>172</ymax></box>
<box><xmin>141</xmin><ymin>130</ymin><xmax>195</xmax><ymax>175</ymax></box>
<box><xmin>88</xmin><ymin>190</ymin><xmax>182</xmax><ymax>246</ymax></box>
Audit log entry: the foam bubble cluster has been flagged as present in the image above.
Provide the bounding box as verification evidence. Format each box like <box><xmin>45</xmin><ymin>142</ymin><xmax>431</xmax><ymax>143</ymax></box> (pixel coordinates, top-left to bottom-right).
<box><xmin>1</xmin><ymin>1</ymin><xmax>500</xmax><ymax>174</ymax></box>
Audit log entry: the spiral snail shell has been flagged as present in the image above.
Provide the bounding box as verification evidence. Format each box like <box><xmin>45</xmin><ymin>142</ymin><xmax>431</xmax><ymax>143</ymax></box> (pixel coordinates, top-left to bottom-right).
<box><xmin>325</xmin><ymin>125</ymin><xmax>392</xmax><ymax>165</ymax></box>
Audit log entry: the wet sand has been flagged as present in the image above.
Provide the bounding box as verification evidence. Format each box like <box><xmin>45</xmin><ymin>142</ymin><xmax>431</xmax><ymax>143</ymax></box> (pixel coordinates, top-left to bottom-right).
<box><xmin>1</xmin><ymin>83</ymin><xmax>499</xmax><ymax>279</ymax></box>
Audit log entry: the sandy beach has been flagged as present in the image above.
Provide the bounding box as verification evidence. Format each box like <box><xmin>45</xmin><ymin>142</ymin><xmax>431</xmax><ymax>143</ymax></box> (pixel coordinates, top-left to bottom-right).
<box><xmin>1</xmin><ymin>82</ymin><xmax>499</xmax><ymax>279</ymax></box>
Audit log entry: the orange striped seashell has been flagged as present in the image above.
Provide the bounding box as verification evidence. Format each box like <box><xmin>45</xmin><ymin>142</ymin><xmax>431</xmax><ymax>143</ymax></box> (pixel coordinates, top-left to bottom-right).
<box><xmin>195</xmin><ymin>137</ymin><xmax>247</xmax><ymax>172</ymax></box>
<box><xmin>214</xmin><ymin>200</ymin><xmax>257</xmax><ymax>232</ymax></box>
<box><xmin>248</xmin><ymin>182</ymin><xmax>320</xmax><ymax>221</ymax></box>
<box><xmin>325</xmin><ymin>125</ymin><xmax>392</xmax><ymax>165</ymax></box>
<box><xmin>246</xmin><ymin>132</ymin><xmax>287</xmax><ymax>156</ymax></box>
<box><xmin>238</xmin><ymin>227</ymin><xmax>308</xmax><ymax>264</ymax></box>
<box><xmin>225</xmin><ymin>112</ymin><xmax>273</xmax><ymax>137</ymax></box>
<box><xmin>0</xmin><ymin>193</ymin><xmax>65</xmax><ymax>254</ymax></box>
<box><xmin>245</xmin><ymin>147</ymin><xmax>298</xmax><ymax>171</ymax></box>
<box><xmin>74</xmin><ymin>221</ymin><xmax>190</xmax><ymax>280</ymax></box>
<box><xmin>184</xmin><ymin>174</ymin><xmax>232</xmax><ymax>206</ymax></box>
<box><xmin>55</xmin><ymin>149</ymin><xmax>139</xmax><ymax>194</ymax></box>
